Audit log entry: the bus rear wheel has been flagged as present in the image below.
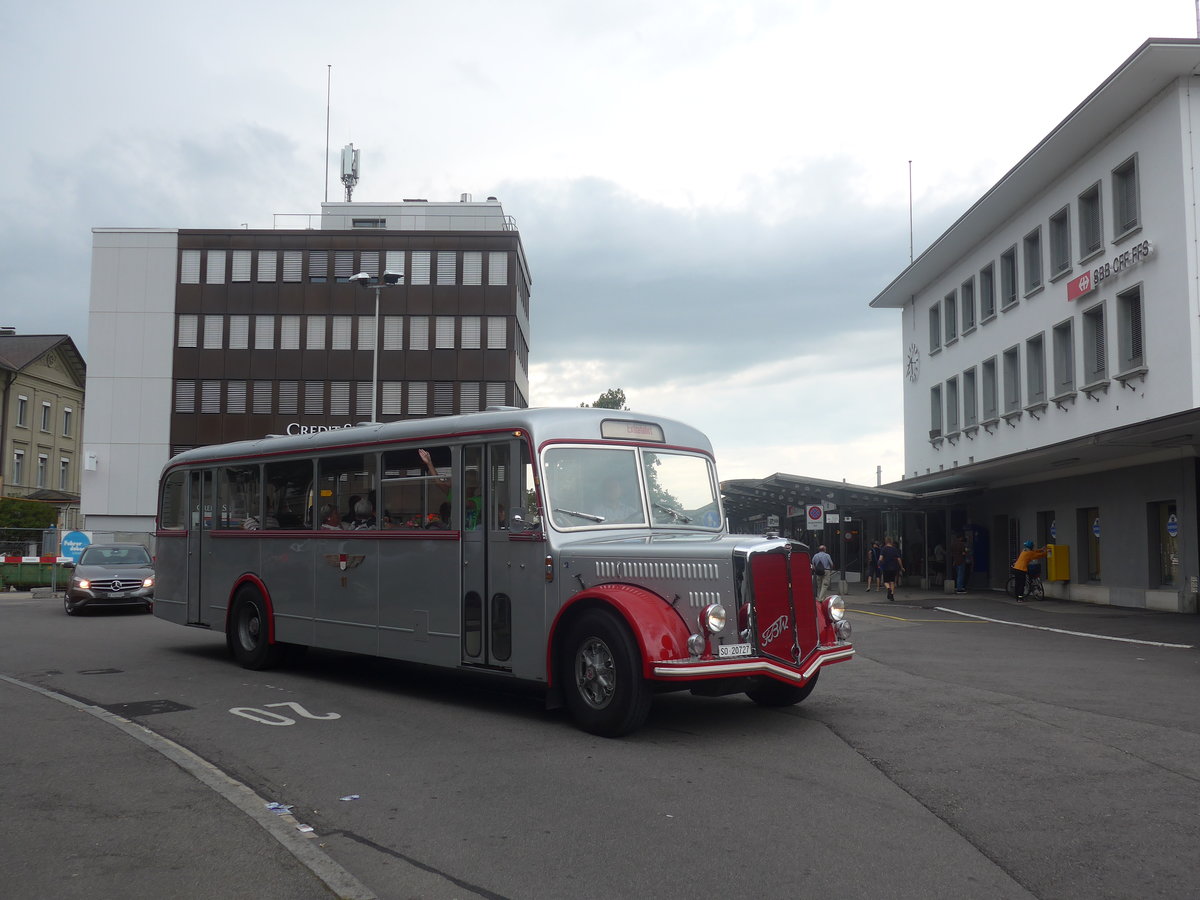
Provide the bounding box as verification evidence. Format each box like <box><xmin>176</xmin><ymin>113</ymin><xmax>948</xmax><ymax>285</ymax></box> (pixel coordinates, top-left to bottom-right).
<box><xmin>227</xmin><ymin>588</ymin><xmax>284</xmax><ymax>670</ymax></box>
<box><xmin>746</xmin><ymin>670</ymin><xmax>819</xmax><ymax>707</ymax></box>
<box><xmin>562</xmin><ymin>609</ymin><xmax>651</xmax><ymax>737</ymax></box>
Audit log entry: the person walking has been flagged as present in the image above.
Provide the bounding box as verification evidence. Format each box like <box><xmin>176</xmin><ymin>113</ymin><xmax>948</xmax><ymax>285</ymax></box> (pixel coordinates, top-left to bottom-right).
<box><xmin>950</xmin><ymin>532</ymin><xmax>970</xmax><ymax>593</ymax></box>
<box><xmin>811</xmin><ymin>544</ymin><xmax>834</xmax><ymax>601</ymax></box>
<box><xmin>879</xmin><ymin>537</ymin><xmax>904</xmax><ymax>601</ymax></box>
<box><xmin>1011</xmin><ymin>540</ymin><xmax>1048</xmax><ymax>601</ymax></box>
<box><xmin>866</xmin><ymin>540</ymin><xmax>881</xmax><ymax>592</ymax></box>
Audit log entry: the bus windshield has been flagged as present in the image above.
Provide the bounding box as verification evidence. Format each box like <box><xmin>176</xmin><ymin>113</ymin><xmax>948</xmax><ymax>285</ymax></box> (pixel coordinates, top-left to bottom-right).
<box><xmin>543</xmin><ymin>446</ymin><xmax>721</xmax><ymax>530</ymax></box>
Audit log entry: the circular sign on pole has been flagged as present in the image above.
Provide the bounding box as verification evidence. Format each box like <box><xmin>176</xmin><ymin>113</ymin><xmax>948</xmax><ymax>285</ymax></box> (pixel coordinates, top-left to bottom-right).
<box><xmin>1166</xmin><ymin>514</ymin><xmax>1179</xmax><ymax>538</ymax></box>
<box><xmin>61</xmin><ymin>531</ymin><xmax>91</xmax><ymax>562</ymax></box>
<box><xmin>1092</xmin><ymin>518</ymin><xmax>1101</xmax><ymax>539</ymax></box>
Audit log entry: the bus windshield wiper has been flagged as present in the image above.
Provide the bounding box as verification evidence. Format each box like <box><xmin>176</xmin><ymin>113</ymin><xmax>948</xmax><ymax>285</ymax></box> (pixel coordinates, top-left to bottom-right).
<box><xmin>654</xmin><ymin>504</ymin><xmax>691</xmax><ymax>523</ymax></box>
<box><xmin>555</xmin><ymin>507</ymin><xmax>606</xmax><ymax>523</ymax></box>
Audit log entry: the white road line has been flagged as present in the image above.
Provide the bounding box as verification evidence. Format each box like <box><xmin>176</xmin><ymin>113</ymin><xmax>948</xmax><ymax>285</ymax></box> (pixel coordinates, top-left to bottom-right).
<box><xmin>933</xmin><ymin>608</ymin><xmax>1195</xmax><ymax>649</ymax></box>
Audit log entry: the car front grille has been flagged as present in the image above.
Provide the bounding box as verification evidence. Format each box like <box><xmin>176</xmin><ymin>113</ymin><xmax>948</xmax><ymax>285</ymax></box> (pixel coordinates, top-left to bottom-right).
<box><xmin>92</xmin><ymin>578</ymin><xmax>145</xmax><ymax>592</ymax></box>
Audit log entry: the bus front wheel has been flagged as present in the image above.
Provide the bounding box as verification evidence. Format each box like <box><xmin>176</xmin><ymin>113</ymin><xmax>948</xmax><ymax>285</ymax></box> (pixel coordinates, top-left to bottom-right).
<box><xmin>227</xmin><ymin>589</ymin><xmax>284</xmax><ymax>670</ymax></box>
<box><xmin>562</xmin><ymin>609</ymin><xmax>652</xmax><ymax>737</ymax></box>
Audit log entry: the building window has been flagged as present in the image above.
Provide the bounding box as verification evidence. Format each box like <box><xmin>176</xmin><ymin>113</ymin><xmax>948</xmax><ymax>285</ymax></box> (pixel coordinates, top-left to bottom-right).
<box><xmin>929</xmin><ymin>385</ymin><xmax>943</xmax><ymax>438</ymax></box>
<box><xmin>252</xmin><ymin>381</ymin><xmax>272</xmax><ymax>414</ymax></box>
<box><xmin>352</xmin><ymin>218</ymin><xmax>385</xmax><ymax>229</ymax></box>
<box><xmin>174</xmin><ymin>381</ymin><xmax>196</xmax><ymax>414</ymax></box>
<box><xmin>929</xmin><ymin>304</ymin><xmax>941</xmax><ymax>353</ymax></box>
<box><xmin>1002</xmin><ymin>346</ymin><xmax>1021</xmax><ymax>414</ymax></box>
<box><xmin>383</xmin><ymin>316</ymin><xmax>403</xmax><ymax>351</ymax></box>
<box><xmin>331</xmin><ymin>316</ymin><xmax>352</xmax><ymax>350</ymax></box>
<box><xmin>304</xmin><ymin>382</ymin><xmax>324</xmax><ymax>415</ymax></box>
<box><xmin>203</xmin><ymin>315</ymin><xmax>223</xmax><ymax>349</ymax></box>
<box><xmin>487</xmin><ymin>317</ymin><xmax>507</xmax><ymax>350</ymax></box>
<box><xmin>358</xmin><ymin>316</ymin><xmax>377</xmax><ymax>351</ymax></box>
<box><xmin>205</xmin><ymin>250</ymin><xmax>226</xmax><ymax>284</ymax></box>
<box><xmin>1022</xmin><ymin>227</ymin><xmax>1042</xmax><ymax>294</ymax></box>
<box><xmin>1078</xmin><ymin>506</ymin><xmax>1101</xmax><ymax>581</ymax></box>
<box><xmin>436</xmin><ymin>251</ymin><xmax>456</xmax><ymax>285</ymax></box>
<box><xmin>356</xmin><ymin>382</ymin><xmax>372</xmax><ymax>417</ymax></box>
<box><xmin>488</xmin><ymin>251</ymin><xmax>508</xmax><ymax>286</ymax></box>
<box><xmin>408</xmin><ymin>382</ymin><xmax>428</xmax><ymax>416</ymax></box>
<box><xmin>960</xmin><ymin>277</ymin><xmax>975</xmax><ymax>333</ymax></box>
<box><xmin>1000</xmin><ymin>247</ymin><xmax>1017</xmax><ymax>308</ymax></box>
<box><xmin>62</xmin><ymin>407</ymin><xmax>72</xmax><ymax>437</ymax></box>
<box><xmin>409</xmin><ymin>316</ymin><xmax>429</xmax><ymax>351</ymax></box>
<box><xmin>1049</xmin><ymin>206</ymin><xmax>1070</xmax><ymax>277</ymax></box>
<box><xmin>1112</xmin><ymin>154</ymin><xmax>1139</xmax><ymax>236</ymax></box>
<box><xmin>981</xmin><ymin>357</ymin><xmax>998</xmax><ymax>421</ymax></box>
<box><xmin>962</xmin><ymin>367</ymin><xmax>978</xmax><ymax>427</ymax></box>
<box><xmin>434</xmin><ymin>382</ymin><xmax>454</xmax><ymax>415</ymax></box>
<box><xmin>306</xmin><ymin>316</ymin><xmax>326</xmax><ymax>350</ymax></box>
<box><xmin>1151</xmin><ymin>500</ymin><xmax>1180</xmax><ymax>587</ymax></box>
<box><xmin>278</xmin><ymin>381</ymin><xmax>299</xmax><ymax>415</ymax></box>
<box><xmin>943</xmin><ymin>291</ymin><xmax>957</xmax><ymax>344</ymax></box>
<box><xmin>385</xmin><ymin>251</ymin><xmax>404</xmax><ymax>281</ymax></box>
<box><xmin>461</xmin><ymin>382</ymin><xmax>480</xmax><ymax>412</ymax></box>
<box><xmin>181</xmin><ymin>250</ymin><xmax>201</xmax><ymax>284</ymax></box>
<box><xmin>12</xmin><ymin>449</ymin><xmax>23</xmax><ymax>484</ymax></box>
<box><xmin>463</xmin><ymin>252</ymin><xmax>483</xmax><ymax>285</ymax></box>
<box><xmin>1052</xmin><ymin>319</ymin><xmax>1075</xmax><ymax>396</ymax></box>
<box><xmin>255</xmin><ymin>316</ymin><xmax>274</xmax><ymax>350</ymax></box>
<box><xmin>380</xmin><ymin>382</ymin><xmax>402</xmax><ymax>416</ymax></box>
<box><xmin>177</xmin><ymin>315</ymin><xmax>198</xmax><ymax>348</ymax></box>
<box><xmin>257</xmin><ymin>250</ymin><xmax>277</xmax><ymax>282</ymax></box>
<box><xmin>461</xmin><ymin>316</ymin><xmax>481</xmax><ymax>349</ymax></box>
<box><xmin>334</xmin><ymin>251</ymin><xmax>354</xmax><ymax>283</ymax></box>
<box><xmin>1116</xmin><ymin>284</ymin><xmax>1144</xmax><ymax>372</ymax></box>
<box><xmin>227</xmin><ymin>316</ymin><xmax>249</xmax><ymax>350</ymax></box>
<box><xmin>280</xmin><ymin>316</ymin><xmax>301</xmax><ymax>350</ymax></box>
<box><xmin>979</xmin><ymin>263</ymin><xmax>996</xmax><ymax>320</ymax></box>
<box><xmin>282</xmin><ymin>251</ymin><xmax>303</xmax><ymax>282</ymax></box>
<box><xmin>330</xmin><ymin>382</ymin><xmax>351</xmax><ymax>416</ymax></box>
<box><xmin>200</xmin><ymin>381</ymin><xmax>221</xmax><ymax>413</ymax></box>
<box><xmin>232</xmin><ymin>250</ymin><xmax>252</xmax><ymax>282</ymax></box>
<box><xmin>486</xmin><ymin>382</ymin><xmax>507</xmax><ymax>406</ymax></box>
<box><xmin>1026</xmin><ymin>333</ymin><xmax>1046</xmax><ymax>405</ymax></box>
<box><xmin>227</xmin><ymin>381</ymin><xmax>246</xmax><ymax>414</ymax></box>
<box><xmin>410</xmin><ymin>251</ymin><xmax>431</xmax><ymax>285</ymax></box>
<box><xmin>59</xmin><ymin>457</ymin><xmax>70</xmax><ymax>491</ymax></box>
<box><xmin>435</xmin><ymin>317</ymin><xmax>455</xmax><ymax>349</ymax></box>
<box><xmin>37</xmin><ymin>454</ymin><xmax>47</xmax><ymax>488</ymax></box>
<box><xmin>1082</xmin><ymin>303</ymin><xmax>1107</xmax><ymax>383</ymax></box>
<box><xmin>359</xmin><ymin>251</ymin><xmax>379</xmax><ymax>279</ymax></box>
<box><xmin>41</xmin><ymin>401</ymin><xmax>51</xmax><ymax>432</ymax></box>
<box><xmin>16</xmin><ymin>395</ymin><xmax>27</xmax><ymax>427</ymax></box>
<box><xmin>945</xmin><ymin>376</ymin><xmax>959</xmax><ymax>434</ymax></box>
<box><xmin>1079</xmin><ymin>182</ymin><xmax>1102</xmax><ymax>258</ymax></box>
<box><xmin>309</xmin><ymin>250</ymin><xmax>328</xmax><ymax>283</ymax></box>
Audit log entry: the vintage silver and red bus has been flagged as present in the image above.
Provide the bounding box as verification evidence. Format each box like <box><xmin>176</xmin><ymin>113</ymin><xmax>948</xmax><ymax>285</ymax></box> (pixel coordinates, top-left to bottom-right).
<box><xmin>154</xmin><ymin>407</ymin><xmax>852</xmax><ymax>735</ymax></box>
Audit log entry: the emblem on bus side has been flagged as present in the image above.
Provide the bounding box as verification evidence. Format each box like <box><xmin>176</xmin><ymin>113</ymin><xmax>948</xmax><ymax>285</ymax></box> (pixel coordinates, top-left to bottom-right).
<box><xmin>324</xmin><ymin>554</ymin><xmax>365</xmax><ymax>572</ymax></box>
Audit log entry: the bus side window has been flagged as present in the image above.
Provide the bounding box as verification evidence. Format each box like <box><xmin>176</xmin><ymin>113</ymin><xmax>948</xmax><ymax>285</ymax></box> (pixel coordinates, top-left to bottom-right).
<box><xmin>381</xmin><ymin>446</ymin><xmax>452</xmax><ymax>529</ymax></box>
<box><xmin>317</xmin><ymin>452</ymin><xmax>378</xmax><ymax>530</ymax></box>
<box><xmin>160</xmin><ymin>471</ymin><xmax>187</xmax><ymax>531</ymax></box>
<box><xmin>265</xmin><ymin>458</ymin><xmax>313</xmax><ymax>530</ymax></box>
<box><xmin>490</xmin><ymin>444</ymin><xmax>510</xmax><ymax>531</ymax></box>
<box><xmin>218</xmin><ymin>464</ymin><xmax>261</xmax><ymax>529</ymax></box>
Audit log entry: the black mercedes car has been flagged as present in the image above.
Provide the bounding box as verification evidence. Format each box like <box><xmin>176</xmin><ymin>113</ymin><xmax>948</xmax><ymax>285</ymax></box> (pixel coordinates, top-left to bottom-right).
<box><xmin>64</xmin><ymin>543</ymin><xmax>155</xmax><ymax>615</ymax></box>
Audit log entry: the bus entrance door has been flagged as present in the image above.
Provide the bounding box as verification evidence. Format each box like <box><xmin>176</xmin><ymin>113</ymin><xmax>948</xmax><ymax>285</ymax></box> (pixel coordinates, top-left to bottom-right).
<box><xmin>186</xmin><ymin>470</ymin><xmax>213</xmax><ymax>625</ymax></box>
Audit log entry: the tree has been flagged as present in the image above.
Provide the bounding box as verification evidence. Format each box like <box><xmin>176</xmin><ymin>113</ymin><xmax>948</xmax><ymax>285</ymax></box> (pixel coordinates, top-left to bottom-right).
<box><xmin>581</xmin><ymin>388</ymin><xmax>629</xmax><ymax>410</ymax></box>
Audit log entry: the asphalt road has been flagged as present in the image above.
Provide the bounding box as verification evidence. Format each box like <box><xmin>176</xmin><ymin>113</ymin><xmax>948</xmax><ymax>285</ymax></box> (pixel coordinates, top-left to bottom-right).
<box><xmin>2</xmin><ymin>589</ymin><xmax>1197</xmax><ymax>899</ymax></box>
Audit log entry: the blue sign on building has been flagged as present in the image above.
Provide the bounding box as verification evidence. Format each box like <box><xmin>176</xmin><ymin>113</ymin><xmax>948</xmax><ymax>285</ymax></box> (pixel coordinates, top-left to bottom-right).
<box><xmin>61</xmin><ymin>531</ymin><xmax>91</xmax><ymax>562</ymax></box>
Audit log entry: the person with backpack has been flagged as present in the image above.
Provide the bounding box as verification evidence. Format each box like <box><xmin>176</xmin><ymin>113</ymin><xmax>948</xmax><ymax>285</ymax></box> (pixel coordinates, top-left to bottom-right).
<box><xmin>811</xmin><ymin>544</ymin><xmax>834</xmax><ymax>601</ymax></box>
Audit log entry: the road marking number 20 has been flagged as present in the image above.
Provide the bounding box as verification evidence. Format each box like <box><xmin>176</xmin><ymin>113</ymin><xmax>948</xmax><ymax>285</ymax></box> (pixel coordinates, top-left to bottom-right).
<box><xmin>229</xmin><ymin>701</ymin><xmax>341</xmax><ymax>726</ymax></box>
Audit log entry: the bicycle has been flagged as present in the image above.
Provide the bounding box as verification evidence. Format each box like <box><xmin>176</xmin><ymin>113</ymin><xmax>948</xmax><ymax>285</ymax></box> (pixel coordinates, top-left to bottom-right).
<box><xmin>1006</xmin><ymin>565</ymin><xmax>1044</xmax><ymax>601</ymax></box>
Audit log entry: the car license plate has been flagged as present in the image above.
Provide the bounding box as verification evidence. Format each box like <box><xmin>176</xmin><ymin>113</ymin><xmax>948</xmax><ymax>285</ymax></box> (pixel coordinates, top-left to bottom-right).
<box><xmin>718</xmin><ymin>642</ymin><xmax>752</xmax><ymax>658</ymax></box>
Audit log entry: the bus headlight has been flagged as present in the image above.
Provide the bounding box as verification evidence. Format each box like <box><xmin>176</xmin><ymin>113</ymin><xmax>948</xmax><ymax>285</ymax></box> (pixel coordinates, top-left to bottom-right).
<box><xmin>825</xmin><ymin>595</ymin><xmax>845</xmax><ymax>622</ymax></box>
<box><xmin>687</xmin><ymin>634</ymin><xmax>707</xmax><ymax>656</ymax></box>
<box><xmin>701</xmin><ymin>603</ymin><xmax>726</xmax><ymax>634</ymax></box>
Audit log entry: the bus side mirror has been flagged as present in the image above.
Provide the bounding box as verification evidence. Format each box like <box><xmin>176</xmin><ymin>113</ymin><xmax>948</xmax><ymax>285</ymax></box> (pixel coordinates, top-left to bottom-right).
<box><xmin>509</xmin><ymin>507</ymin><xmax>532</xmax><ymax>532</ymax></box>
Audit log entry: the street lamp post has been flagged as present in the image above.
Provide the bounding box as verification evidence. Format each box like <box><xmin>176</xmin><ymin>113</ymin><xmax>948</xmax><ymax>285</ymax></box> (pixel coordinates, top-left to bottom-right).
<box><xmin>350</xmin><ymin>270</ymin><xmax>403</xmax><ymax>421</ymax></box>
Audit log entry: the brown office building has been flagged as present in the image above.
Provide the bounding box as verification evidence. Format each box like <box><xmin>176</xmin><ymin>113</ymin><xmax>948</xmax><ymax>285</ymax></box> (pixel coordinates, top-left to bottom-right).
<box><xmin>83</xmin><ymin>198</ymin><xmax>532</xmax><ymax>534</ymax></box>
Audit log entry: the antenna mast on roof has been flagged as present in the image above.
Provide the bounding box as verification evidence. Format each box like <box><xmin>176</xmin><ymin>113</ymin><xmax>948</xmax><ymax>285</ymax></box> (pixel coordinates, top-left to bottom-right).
<box><xmin>341</xmin><ymin>143</ymin><xmax>360</xmax><ymax>202</ymax></box>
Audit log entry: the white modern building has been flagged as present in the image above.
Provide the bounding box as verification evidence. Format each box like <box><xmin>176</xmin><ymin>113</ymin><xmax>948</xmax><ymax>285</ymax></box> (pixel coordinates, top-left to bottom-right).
<box><xmin>83</xmin><ymin>198</ymin><xmax>531</xmax><ymax>536</ymax></box>
<box><xmin>871</xmin><ymin>38</ymin><xmax>1200</xmax><ymax>614</ymax></box>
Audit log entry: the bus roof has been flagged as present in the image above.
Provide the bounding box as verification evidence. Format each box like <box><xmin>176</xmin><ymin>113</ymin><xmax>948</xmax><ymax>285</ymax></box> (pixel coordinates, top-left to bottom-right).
<box><xmin>161</xmin><ymin>407</ymin><xmax>715</xmax><ymax>472</ymax></box>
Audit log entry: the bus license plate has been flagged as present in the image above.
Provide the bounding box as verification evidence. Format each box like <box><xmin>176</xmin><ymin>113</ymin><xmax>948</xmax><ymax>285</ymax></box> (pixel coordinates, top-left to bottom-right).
<box><xmin>718</xmin><ymin>643</ymin><xmax>752</xmax><ymax>658</ymax></box>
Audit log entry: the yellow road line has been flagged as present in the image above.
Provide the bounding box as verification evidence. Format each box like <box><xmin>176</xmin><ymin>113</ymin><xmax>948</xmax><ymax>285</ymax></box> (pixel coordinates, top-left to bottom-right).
<box><xmin>848</xmin><ymin>608</ymin><xmax>989</xmax><ymax>623</ymax></box>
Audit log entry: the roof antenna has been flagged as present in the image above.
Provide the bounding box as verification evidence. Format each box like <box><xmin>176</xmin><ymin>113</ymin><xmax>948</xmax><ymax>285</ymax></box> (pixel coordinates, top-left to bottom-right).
<box><xmin>341</xmin><ymin>143</ymin><xmax>360</xmax><ymax>201</ymax></box>
<box><xmin>324</xmin><ymin>65</ymin><xmax>332</xmax><ymax>202</ymax></box>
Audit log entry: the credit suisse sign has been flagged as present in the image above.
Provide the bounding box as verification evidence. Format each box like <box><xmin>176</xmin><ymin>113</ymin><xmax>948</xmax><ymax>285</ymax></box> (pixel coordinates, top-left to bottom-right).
<box><xmin>1067</xmin><ymin>239</ymin><xmax>1153</xmax><ymax>301</ymax></box>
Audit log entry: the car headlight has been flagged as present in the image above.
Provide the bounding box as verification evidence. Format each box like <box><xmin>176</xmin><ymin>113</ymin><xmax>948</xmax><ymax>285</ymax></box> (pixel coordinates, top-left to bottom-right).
<box><xmin>76</xmin><ymin>578</ymin><xmax>90</xmax><ymax>590</ymax></box>
<box><xmin>825</xmin><ymin>595</ymin><xmax>845</xmax><ymax>622</ymax></box>
<box><xmin>701</xmin><ymin>603</ymin><xmax>726</xmax><ymax>634</ymax></box>
<box><xmin>143</xmin><ymin>577</ymin><xmax>155</xmax><ymax>588</ymax></box>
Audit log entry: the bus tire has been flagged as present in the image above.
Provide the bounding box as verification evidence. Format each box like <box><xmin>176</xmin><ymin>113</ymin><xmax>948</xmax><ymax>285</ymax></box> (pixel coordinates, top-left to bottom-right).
<box><xmin>562</xmin><ymin>609</ymin><xmax>652</xmax><ymax>737</ymax></box>
<box><xmin>746</xmin><ymin>669</ymin><xmax>819</xmax><ymax>707</ymax></box>
<box><xmin>227</xmin><ymin>588</ymin><xmax>284</xmax><ymax>670</ymax></box>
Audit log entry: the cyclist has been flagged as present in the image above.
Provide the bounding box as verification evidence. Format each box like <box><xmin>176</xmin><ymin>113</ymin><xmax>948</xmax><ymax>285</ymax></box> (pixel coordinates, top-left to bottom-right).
<box><xmin>1011</xmin><ymin>540</ymin><xmax>1048</xmax><ymax>601</ymax></box>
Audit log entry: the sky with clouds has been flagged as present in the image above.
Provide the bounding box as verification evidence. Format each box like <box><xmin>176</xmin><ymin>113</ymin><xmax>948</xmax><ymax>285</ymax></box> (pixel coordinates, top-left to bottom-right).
<box><xmin>2</xmin><ymin>0</ymin><xmax>1196</xmax><ymax>485</ymax></box>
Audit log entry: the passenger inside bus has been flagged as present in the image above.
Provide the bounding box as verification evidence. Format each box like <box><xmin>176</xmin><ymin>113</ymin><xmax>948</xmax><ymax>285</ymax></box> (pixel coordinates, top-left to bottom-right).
<box><xmin>319</xmin><ymin>504</ymin><xmax>342</xmax><ymax>529</ymax></box>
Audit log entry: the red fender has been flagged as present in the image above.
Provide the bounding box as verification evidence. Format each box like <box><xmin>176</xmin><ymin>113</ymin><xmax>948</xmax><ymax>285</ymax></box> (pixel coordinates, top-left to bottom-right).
<box><xmin>548</xmin><ymin>583</ymin><xmax>693</xmax><ymax>682</ymax></box>
<box><xmin>226</xmin><ymin>573</ymin><xmax>277</xmax><ymax>644</ymax></box>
